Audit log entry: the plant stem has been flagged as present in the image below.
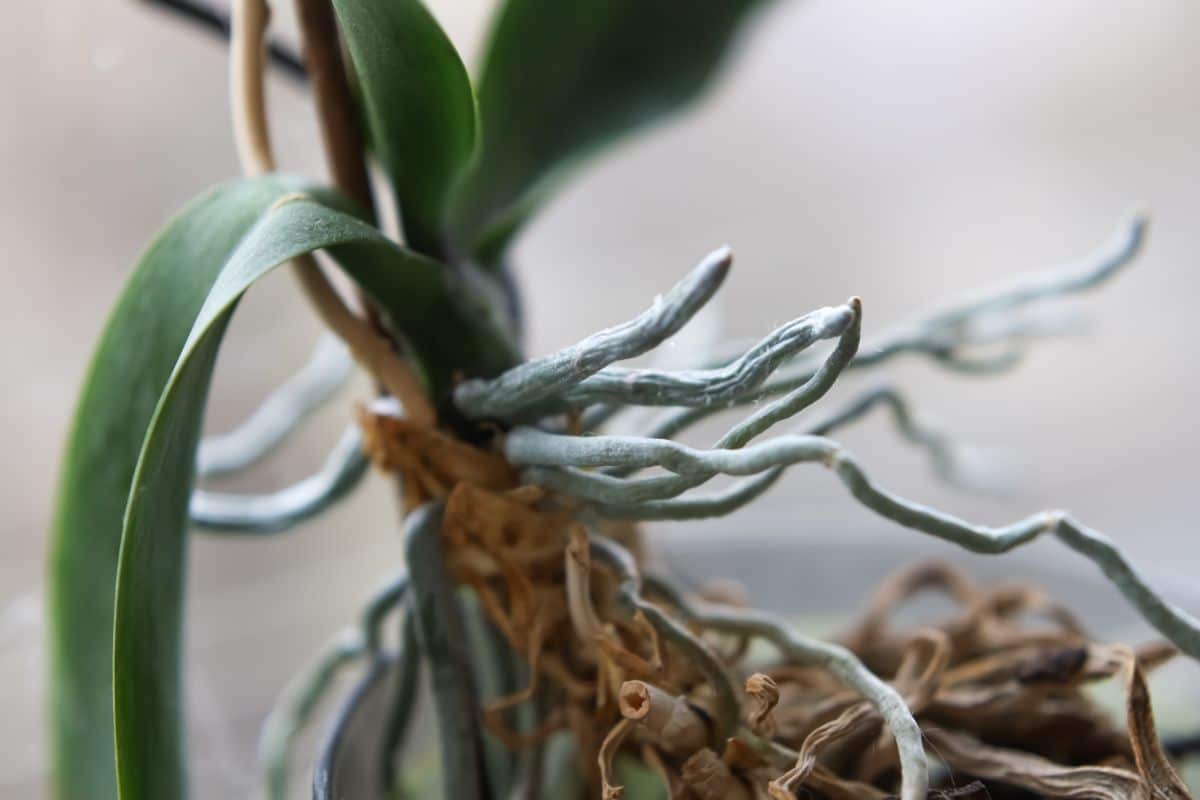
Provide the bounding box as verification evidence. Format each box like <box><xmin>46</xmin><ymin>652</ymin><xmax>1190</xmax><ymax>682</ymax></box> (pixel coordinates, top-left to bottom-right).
<box><xmin>291</xmin><ymin>0</ymin><xmax>376</xmax><ymax>218</ymax></box>
<box><xmin>290</xmin><ymin>0</ymin><xmax>402</xmax><ymax>395</ymax></box>
<box><xmin>229</xmin><ymin>0</ymin><xmax>274</xmax><ymax>174</ymax></box>
<box><xmin>229</xmin><ymin>0</ymin><xmax>435</xmax><ymax>425</ymax></box>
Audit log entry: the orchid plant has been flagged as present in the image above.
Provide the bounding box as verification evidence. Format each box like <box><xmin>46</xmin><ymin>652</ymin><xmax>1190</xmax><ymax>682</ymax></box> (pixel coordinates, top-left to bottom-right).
<box><xmin>50</xmin><ymin>1</ymin><xmax>1199</xmax><ymax>799</ymax></box>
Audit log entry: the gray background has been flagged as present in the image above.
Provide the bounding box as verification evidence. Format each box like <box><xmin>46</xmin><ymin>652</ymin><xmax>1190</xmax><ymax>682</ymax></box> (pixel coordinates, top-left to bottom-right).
<box><xmin>4</xmin><ymin>0</ymin><xmax>1200</xmax><ymax>795</ymax></box>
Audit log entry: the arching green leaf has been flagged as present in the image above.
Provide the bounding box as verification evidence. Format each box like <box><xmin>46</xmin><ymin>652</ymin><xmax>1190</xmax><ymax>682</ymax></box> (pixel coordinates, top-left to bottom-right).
<box><xmin>112</xmin><ymin>196</ymin><xmax>516</xmax><ymax>799</ymax></box>
<box><xmin>51</xmin><ymin>182</ymin><xmax>516</xmax><ymax>799</ymax></box>
<box><xmin>450</xmin><ymin>0</ymin><xmax>771</xmax><ymax>262</ymax></box>
<box><xmin>48</xmin><ymin>176</ymin><xmax>316</xmax><ymax>800</ymax></box>
<box><xmin>333</xmin><ymin>0</ymin><xmax>478</xmax><ymax>258</ymax></box>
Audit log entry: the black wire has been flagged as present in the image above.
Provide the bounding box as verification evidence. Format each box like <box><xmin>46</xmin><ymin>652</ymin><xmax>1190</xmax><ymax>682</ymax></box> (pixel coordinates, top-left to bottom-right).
<box><xmin>1164</xmin><ymin>731</ymin><xmax>1200</xmax><ymax>760</ymax></box>
<box><xmin>141</xmin><ymin>0</ymin><xmax>308</xmax><ymax>81</ymax></box>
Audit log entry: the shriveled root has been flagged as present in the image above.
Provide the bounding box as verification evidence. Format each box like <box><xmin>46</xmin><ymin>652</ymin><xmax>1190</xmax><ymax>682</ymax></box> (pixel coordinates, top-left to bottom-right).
<box><xmin>358</xmin><ymin>405</ymin><xmax>1193</xmax><ymax>799</ymax></box>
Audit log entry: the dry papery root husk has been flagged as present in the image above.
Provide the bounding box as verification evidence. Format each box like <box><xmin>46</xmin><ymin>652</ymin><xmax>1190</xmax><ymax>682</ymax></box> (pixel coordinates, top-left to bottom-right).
<box><xmin>360</xmin><ymin>406</ymin><xmax>1194</xmax><ymax>799</ymax></box>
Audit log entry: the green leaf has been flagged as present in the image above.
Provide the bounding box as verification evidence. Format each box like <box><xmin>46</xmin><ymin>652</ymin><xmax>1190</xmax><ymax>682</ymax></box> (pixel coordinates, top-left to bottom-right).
<box><xmin>113</xmin><ymin>196</ymin><xmax>518</xmax><ymax>799</ymax></box>
<box><xmin>51</xmin><ymin>181</ymin><xmax>515</xmax><ymax>799</ymax></box>
<box><xmin>48</xmin><ymin>176</ymin><xmax>315</xmax><ymax>800</ymax></box>
<box><xmin>450</xmin><ymin>0</ymin><xmax>771</xmax><ymax>262</ymax></box>
<box><xmin>333</xmin><ymin>0</ymin><xmax>478</xmax><ymax>258</ymax></box>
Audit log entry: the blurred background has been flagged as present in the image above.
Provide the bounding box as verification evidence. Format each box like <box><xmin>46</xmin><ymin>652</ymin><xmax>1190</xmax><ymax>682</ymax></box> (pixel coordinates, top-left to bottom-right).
<box><xmin>5</xmin><ymin>0</ymin><xmax>1200</xmax><ymax>795</ymax></box>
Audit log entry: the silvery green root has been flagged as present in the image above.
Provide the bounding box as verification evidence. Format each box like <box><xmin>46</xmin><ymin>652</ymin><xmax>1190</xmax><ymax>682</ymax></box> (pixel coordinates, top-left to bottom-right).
<box><xmin>403</xmin><ymin>503</ymin><xmax>492</xmax><ymax>800</ymax></box>
<box><xmin>259</xmin><ymin>630</ymin><xmax>362</xmax><ymax>800</ymax></box>
<box><xmin>463</xmin><ymin>218</ymin><xmax>1196</xmax><ymax>659</ymax></box>
<box><xmin>245</xmin><ymin>215</ymin><xmax>1190</xmax><ymax>800</ymax></box>
<box><xmin>189</xmin><ymin>425</ymin><xmax>367</xmax><ymax>532</ymax></box>
<box><xmin>507</xmin><ymin>423</ymin><xmax>1200</xmax><ymax>660</ymax></box>
<box><xmin>444</xmin><ymin>214</ymin><xmax>1189</xmax><ymax>799</ymax></box>
<box><xmin>554</xmin><ymin>303</ymin><xmax>854</xmax><ymax>409</ymax></box>
<box><xmin>453</xmin><ymin>247</ymin><xmax>732</xmax><ymax>419</ymax></box>
<box><xmin>502</xmin><ymin>354</ymin><xmax>1195</xmax><ymax>659</ymax></box>
<box><xmin>517</xmin><ymin>459</ymin><xmax>1193</xmax><ymax>656</ymax></box>
<box><xmin>641</xmin><ymin>572</ymin><xmax>928</xmax><ymax>800</ymax></box>
<box><xmin>802</xmin><ymin>384</ymin><xmax>959</xmax><ymax>484</ymax></box>
<box><xmin>623</xmin><ymin>216</ymin><xmax>1145</xmax><ymax>442</ymax></box>
<box><xmin>187</xmin><ymin>333</ymin><xmax>366</xmax><ymax>531</ymax></box>
<box><xmin>195</xmin><ymin>334</ymin><xmax>351</xmax><ymax>478</ymax></box>
<box><xmin>186</xmin><ymin>219</ymin><xmax>1139</xmax><ymax>536</ymax></box>
<box><xmin>256</xmin><ymin>572</ymin><xmax>408</xmax><ymax>800</ymax></box>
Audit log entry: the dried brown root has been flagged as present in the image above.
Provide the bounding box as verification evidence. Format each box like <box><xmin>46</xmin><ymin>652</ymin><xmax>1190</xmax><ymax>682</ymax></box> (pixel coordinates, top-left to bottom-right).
<box><xmin>565</xmin><ymin>525</ymin><xmax>607</xmax><ymax>646</ymax></box>
<box><xmin>770</xmin><ymin>704</ymin><xmax>877</xmax><ymax>799</ymax></box>
<box><xmin>639</xmin><ymin>743</ymin><xmax>681</xmax><ymax>798</ymax></box>
<box><xmin>681</xmin><ymin>748</ymin><xmax>753</xmax><ymax>800</ymax></box>
<box><xmin>599</xmin><ymin>718</ymin><xmax>635</xmax><ymax>799</ymax></box>
<box><xmin>842</xmin><ymin>560</ymin><xmax>1091</xmax><ymax>676</ymax></box>
<box><xmin>745</xmin><ymin>673</ymin><xmax>781</xmax><ymax>737</ymax></box>
<box><xmin>926</xmin><ymin>726</ymin><xmax>1147</xmax><ymax>799</ymax></box>
<box><xmin>483</xmin><ymin>705</ymin><xmax>567</xmax><ymax>752</ymax></box>
<box><xmin>618</xmin><ymin>680</ymin><xmax>709</xmax><ymax>756</ymax></box>
<box><xmin>356</xmin><ymin>420</ymin><xmax>1196</xmax><ymax>800</ymax></box>
<box><xmin>357</xmin><ymin>406</ymin><xmax>516</xmax><ymax>508</ymax></box>
<box><xmin>1124</xmin><ymin>650</ymin><xmax>1191</xmax><ymax>798</ymax></box>
<box><xmin>731</xmin><ymin>561</ymin><xmax>1189</xmax><ymax>799</ymax></box>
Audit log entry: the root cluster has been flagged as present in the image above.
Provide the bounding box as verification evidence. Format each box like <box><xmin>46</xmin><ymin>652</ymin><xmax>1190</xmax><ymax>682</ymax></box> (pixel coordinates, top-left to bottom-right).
<box><xmin>363</xmin><ymin>407</ymin><xmax>1192</xmax><ymax>799</ymax></box>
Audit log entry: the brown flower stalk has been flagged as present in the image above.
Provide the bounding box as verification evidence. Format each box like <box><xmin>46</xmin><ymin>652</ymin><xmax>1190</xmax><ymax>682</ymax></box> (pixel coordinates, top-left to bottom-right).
<box><xmin>229</xmin><ymin>0</ymin><xmax>434</xmax><ymax>426</ymax></box>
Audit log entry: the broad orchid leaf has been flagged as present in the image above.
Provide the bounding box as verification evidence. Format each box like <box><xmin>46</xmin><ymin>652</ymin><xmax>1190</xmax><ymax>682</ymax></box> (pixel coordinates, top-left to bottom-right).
<box><xmin>113</xmin><ymin>195</ymin><xmax>516</xmax><ymax>798</ymax></box>
<box><xmin>450</xmin><ymin>0</ymin><xmax>771</xmax><ymax>262</ymax></box>
<box><xmin>48</xmin><ymin>176</ymin><xmax>318</xmax><ymax>800</ymax></box>
<box><xmin>51</xmin><ymin>181</ymin><xmax>516</xmax><ymax>799</ymax></box>
<box><xmin>333</xmin><ymin>0</ymin><xmax>478</xmax><ymax>258</ymax></box>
